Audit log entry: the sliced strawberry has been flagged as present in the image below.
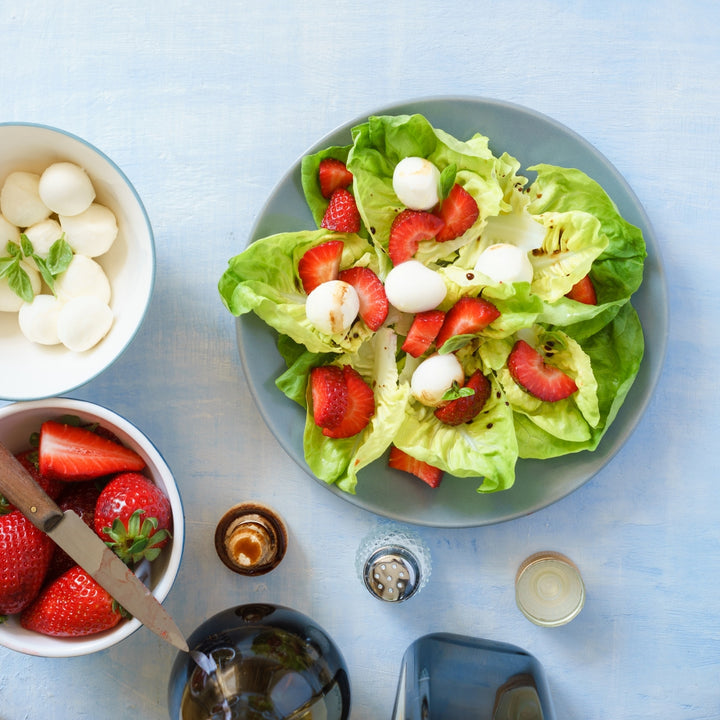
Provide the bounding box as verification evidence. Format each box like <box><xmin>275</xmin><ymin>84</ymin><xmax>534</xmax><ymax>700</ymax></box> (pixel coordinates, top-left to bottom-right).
<box><xmin>402</xmin><ymin>309</ymin><xmax>446</xmax><ymax>358</ymax></box>
<box><xmin>318</xmin><ymin>158</ymin><xmax>353</xmax><ymax>199</ymax></box>
<box><xmin>388</xmin><ymin>446</ymin><xmax>443</xmax><ymax>488</ymax></box>
<box><xmin>434</xmin><ymin>370</ymin><xmax>492</xmax><ymax>426</ymax></box>
<box><xmin>322</xmin><ymin>365</ymin><xmax>375</xmax><ymax>439</ymax></box>
<box><xmin>321</xmin><ymin>188</ymin><xmax>361</xmax><ymax>233</ymax></box>
<box><xmin>38</xmin><ymin>421</ymin><xmax>146</xmax><ymax>481</ymax></box>
<box><xmin>507</xmin><ymin>339</ymin><xmax>578</xmax><ymax>402</ymax></box>
<box><xmin>565</xmin><ymin>274</ymin><xmax>597</xmax><ymax>305</ymax></box>
<box><xmin>388</xmin><ymin>209</ymin><xmax>445</xmax><ymax>265</ymax></box>
<box><xmin>338</xmin><ymin>266</ymin><xmax>388</xmax><ymax>331</ymax></box>
<box><xmin>310</xmin><ymin>365</ymin><xmax>348</xmax><ymax>430</ymax></box>
<box><xmin>434</xmin><ymin>184</ymin><xmax>479</xmax><ymax>242</ymax></box>
<box><xmin>298</xmin><ymin>240</ymin><xmax>344</xmax><ymax>294</ymax></box>
<box><xmin>435</xmin><ymin>296</ymin><xmax>500</xmax><ymax>349</ymax></box>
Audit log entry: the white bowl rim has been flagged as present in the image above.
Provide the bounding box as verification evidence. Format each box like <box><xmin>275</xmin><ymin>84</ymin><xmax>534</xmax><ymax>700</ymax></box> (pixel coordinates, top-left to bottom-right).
<box><xmin>0</xmin><ymin>397</ymin><xmax>184</xmax><ymax>657</ymax></box>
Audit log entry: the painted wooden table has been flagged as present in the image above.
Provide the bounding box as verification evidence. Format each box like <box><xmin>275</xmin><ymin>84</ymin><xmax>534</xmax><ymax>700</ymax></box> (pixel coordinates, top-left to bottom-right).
<box><xmin>1</xmin><ymin>2</ymin><xmax>718</xmax><ymax>718</ymax></box>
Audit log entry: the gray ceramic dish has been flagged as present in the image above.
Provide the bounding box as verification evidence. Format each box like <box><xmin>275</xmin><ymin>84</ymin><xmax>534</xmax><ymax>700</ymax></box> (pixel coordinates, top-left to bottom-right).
<box><xmin>235</xmin><ymin>96</ymin><xmax>668</xmax><ymax>528</ymax></box>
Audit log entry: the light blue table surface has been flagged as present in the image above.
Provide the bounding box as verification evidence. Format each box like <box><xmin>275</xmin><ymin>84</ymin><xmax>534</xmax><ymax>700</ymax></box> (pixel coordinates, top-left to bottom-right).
<box><xmin>1</xmin><ymin>2</ymin><xmax>718</xmax><ymax>718</ymax></box>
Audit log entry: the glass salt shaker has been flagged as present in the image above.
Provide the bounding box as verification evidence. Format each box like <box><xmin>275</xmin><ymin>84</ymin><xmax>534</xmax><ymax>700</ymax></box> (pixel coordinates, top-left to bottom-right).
<box><xmin>355</xmin><ymin>521</ymin><xmax>432</xmax><ymax>602</ymax></box>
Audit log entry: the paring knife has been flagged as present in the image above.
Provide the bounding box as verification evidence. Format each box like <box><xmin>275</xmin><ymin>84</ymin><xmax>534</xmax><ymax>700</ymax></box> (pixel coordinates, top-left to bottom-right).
<box><xmin>0</xmin><ymin>441</ymin><xmax>188</xmax><ymax>652</ymax></box>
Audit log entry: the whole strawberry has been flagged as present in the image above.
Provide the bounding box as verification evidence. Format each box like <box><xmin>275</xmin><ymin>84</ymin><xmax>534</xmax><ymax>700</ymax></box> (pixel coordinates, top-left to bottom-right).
<box><xmin>94</xmin><ymin>473</ymin><xmax>172</xmax><ymax>564</ymax></box>
<box><xmin>0</xmin><ymin>509</ymin><xmax>54</xmax><ymax>615</ymax></box>
<box><xmin>20</xmin><ymin>565</ymin><xmax>124</xmax><ymax>637</ymax></box>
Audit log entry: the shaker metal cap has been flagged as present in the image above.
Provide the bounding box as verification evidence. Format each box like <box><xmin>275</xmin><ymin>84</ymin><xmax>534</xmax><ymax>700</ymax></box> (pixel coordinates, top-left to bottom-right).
<box><xmin>363</xmin><ymin>545</ymin><xmax>420</xmax><ymax>602</ymax></box>
<box><xmin>515</xmin><ymin>551</ymin><xmax>585</xmax><ymax>627</ymax></box>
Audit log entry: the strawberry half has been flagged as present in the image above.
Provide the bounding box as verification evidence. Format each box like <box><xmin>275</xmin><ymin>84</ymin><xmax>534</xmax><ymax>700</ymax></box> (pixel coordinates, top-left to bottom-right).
<box><xmin>20</xmin><ymin>566</ymin><xmax>124</xmax><ymax>637</ymax></box>
<box><xmin>321</xmin><ymin>188</ymin><xmax>361</xmax><ymax>233</ymax></box>
<box><xmin>298</xmin><ymin>240</ymin><xmax>344</xmax><ymax>294</ymax></box>
<box><xmin>507</xmin><ymin>339</ymin><xmax>578</xmax><ymax>402</ymax></box>
<box><xmin>94</xmin><ymin>472</ymin><xmax>172</xmax><ymax>564</ymax></box>
<box><xmin>435</xmin><ymin>296</ymin><xmax>501</xmax><ymax>349</ymax></box>
<box><xmin>388</xmin><ymin>209</ymin><xmax>445</xmax><ymax>265</ymax></box>
<box><xmin>318</xmin><ymin>158</ymin><xmax>353</xmax><ymax>199</ymax></box>
<box><xmin>434</xmin><ymin>370</ymin><xmax>492</xmax><ymax>426</ymax></box>
<box><xmin>338</xmin><ymin>266</ymin><xmax>388</xmax><ymax>331</ymax></box>
<box><xmin>38</xmin><ymin>421</ymin><xmax>146</xmax><ymax>481</ymax></box>
<box><xmin>434</xmin><ymin>183</ymin><xmax>479</xmax><ymax>242</ymax></box>
<box><xmin>310</xmin><ymin>365</ymin><xmax>348</xmax><ymax>430</ymax></box>
<box><xmin>402</xmin><ymin>309</ymin><xmax>445</xmax><ymax>358</ymax></box>
<box><xmin>565</xmin><ymin>274</ymin><xmax>597</xmax><ymax>305</ymax></box>
<box><xmin>388</xmin><ymin>446</ymin><xmax>443</xmax><ymax>488</ymax></box>
<box><xmin>322</xmin><ymin>365</ymin><xmax>375</xmax><ymax>439</ymax></box>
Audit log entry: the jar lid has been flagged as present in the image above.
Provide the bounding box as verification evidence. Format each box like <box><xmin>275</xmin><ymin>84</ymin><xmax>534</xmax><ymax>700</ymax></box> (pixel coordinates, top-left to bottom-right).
<box><xmin>515</xmin><ymin>551</ymin><xmax>585</xmax><ymax>627</ymax></box>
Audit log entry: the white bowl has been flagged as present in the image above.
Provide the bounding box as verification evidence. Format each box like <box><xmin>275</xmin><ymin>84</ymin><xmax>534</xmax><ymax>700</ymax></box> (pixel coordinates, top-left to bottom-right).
<box><xmin>0</xmin><ymin>398</ymin><xmax>184</xmax><ymax>657</ymax></box>
<box><xmin>0</xmin><ymin>123</ymin><xmax>155</xmax><ymax>400</ymax></box>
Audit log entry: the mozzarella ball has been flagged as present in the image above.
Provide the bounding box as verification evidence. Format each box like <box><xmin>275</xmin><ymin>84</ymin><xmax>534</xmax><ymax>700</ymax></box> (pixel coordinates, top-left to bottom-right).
<box><xmin>0</xmin><ymin>171</ymin><xmax>51</xmax><ymax>227</ymax></box>
<box><xmin>392</xmin><ymin>157</ymin><xmax>441</xmax><ymax>211</ymax></box>
<box><xmin>54</xmin><ymin>254</ymin><xmax>111</xmax><ymax>305</ymax></box>
<box><xmin>18</xmin><ymin>294</ymin><xmax>63</xmax><ymax>345</ymax></box>
<box><xmin>24</xmin><ymin>218</ymin><xmax>63</xmax><ymax>259</ymax></box>
<box><xmin>38</xmin><ymin>162</ymin><xmax>95</xmax><ymax>216</ymax></box>
<box><xmin>384</xmin><ymin>260</ymin><xmax>447</xmax><ymax>313</ymax></box>
<box><xmin>60</xmin><ymin>203</ymin><xmax>118</xmax><ymax>257</ymax></box>
<box><xmin>0</xmin><ymin>214</ymin><xmax>21</xmax><ymax>246</ymax></box>
<box><xmin>0</xmin><ymin>261</ymin><xmax>41</xmax><ymax>312</ymax></box>
<box><xmin>410</xmin><ymin>352</ymin><xmax>465</xmax><ymax>407</ymax></box>
<box><xmin>57</xmin><ymin>295</ymin><xmax>113</xmax><ymax>352</ymax></box>
<box><xmin>474</xmin><ymin>243</ymin><xmax>533</xmax><ymax>284</ymax></box>
<box><xmin>305</xmin><ymin>280</ymin><xmax>360</xmax><ymax>335</ymax></box>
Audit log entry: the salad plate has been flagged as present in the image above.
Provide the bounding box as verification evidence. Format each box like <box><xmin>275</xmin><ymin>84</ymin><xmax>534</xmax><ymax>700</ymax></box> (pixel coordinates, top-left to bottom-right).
<box><xmin>234</xmin><ymin>96</ymin><xmax>667</xmax><ymax>528</ymax></box>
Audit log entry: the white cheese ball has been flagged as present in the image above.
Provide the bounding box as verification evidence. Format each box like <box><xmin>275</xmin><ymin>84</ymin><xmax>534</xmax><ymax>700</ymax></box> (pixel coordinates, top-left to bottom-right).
<box><xmin>18</xmin><ymin>294</ymin><xmax>63</xmax><ymax>345</ymax></box>
<box><xmin>384</xmin><ymin>260</ymin><xmax>447</xmax><ymax>313</ymax></box>
<box><xmin>54</xmin><ymin>254</ymin><xmax>111</xmax><ymax>305</ymax></box>
<box><xmin>392</xmin><ymin>157</ymin><xmax>441</xmax><ymax>211</ymax></box>
<box><xmin>0</xmin><ymin>260</ymin><xmax>41</xmax><ymax>312</ymax></box>
<box><xmin>0</xmin><ymin>214</ymin><xmax>21</xmax><ymax>246</ymax></box>
<box><xmin>0</xmin><ymin>171</ymin><xmax>51</xmax><ymax>227</ymax></box>
<box><xmin>38</xmin><ymin>162</ymin><xmax>95</xmax><ymax>216</ymax></box>
<box><xmin>60</xmin><ymin>203</ymin><xmax>118</xmax><ymax>257</ymax></box>
<box><xmin>24</xmin><ymin>218</ymin><xmax>63</xmax><ymax>260</ymax></box>
<box><xmin>305</xmin><ymin>280</ymin><xmax>360</xmax><ymax>335</ymax></box>
<box><xmin>474</xmin><ymin>243</ymin><xmax>533</xmax><ymax>284</ymax></box>
<box><xmin>57</xmin><ymin>295</ymin><xmax>113</xmax><ymax>352</ymax></box>
<box><xmin>410</xmin><ymin>352</ymin><xmax>465</xmax><ymax>407</ymax></box>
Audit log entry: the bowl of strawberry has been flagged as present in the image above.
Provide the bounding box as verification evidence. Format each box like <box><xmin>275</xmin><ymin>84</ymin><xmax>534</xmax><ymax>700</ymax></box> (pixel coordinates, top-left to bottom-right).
<box><xmin>0</xmin><ymin>397</ymin><xmax>183</xmax><ymax>657</ymax></box>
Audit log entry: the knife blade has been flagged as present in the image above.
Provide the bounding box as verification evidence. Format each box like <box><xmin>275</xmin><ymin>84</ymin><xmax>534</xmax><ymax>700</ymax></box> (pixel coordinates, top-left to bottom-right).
<box><xmin>0</xmin><ymin>441</ymin><xmax>188</xmax><ymax>652</ymax></box>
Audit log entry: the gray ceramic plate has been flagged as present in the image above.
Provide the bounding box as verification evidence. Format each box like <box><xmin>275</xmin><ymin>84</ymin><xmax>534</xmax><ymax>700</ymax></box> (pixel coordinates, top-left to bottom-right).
<box><xmin>236</xmin><ymin>96</ymin><xmax>668</xmax><ymax>528</ymax></box>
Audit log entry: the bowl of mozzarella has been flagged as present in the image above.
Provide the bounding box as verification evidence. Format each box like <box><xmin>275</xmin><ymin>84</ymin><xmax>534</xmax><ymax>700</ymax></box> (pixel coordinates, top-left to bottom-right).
<box><xmin>0</xmin><ymin>123</ymin><xmax>155</xmax><ymax>400</ymax></box>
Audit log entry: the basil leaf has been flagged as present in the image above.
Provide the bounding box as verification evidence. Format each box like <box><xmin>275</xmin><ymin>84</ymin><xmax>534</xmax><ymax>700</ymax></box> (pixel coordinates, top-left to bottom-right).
<box><xmin>441</xmin><ymin>382</ymin><xmax>475</xmax><ymax>402</ymax></box>
<box><xmin>5</xmin><ymin>241</ymin><xmax>21</xmax><ymax>258</ymax></box>
<box><xmin>437</xmin><ymin>333</ymin><xmax>475</xmax><ymax>354</ymax></box>
<box><xmin>33</xmin><ymin>255</ymin><xmax>55</xmax><ymax>292</ymax></box>
<box><xmin>7</xmin><ymin>263</ymin><xmax>34</xmax><ymax>303</ymax></box>
<box><xmin>45</xmin><ymin>236</ymin><xmax>73</xmax><ymax>275</ymax></box>
<box><xmin>20</xmin><ymin>233</ymin><xmax>34</xmax><ymax>257</ymax></box>
<box><xmin>439</xmin><ymin>163</ymin><xmax>457</xmax><ymax>200</ymax></box>
<box><xmin>0</xmin><ymin>256</ymin><xmax>17</xmax><ymax>279</ymax></box>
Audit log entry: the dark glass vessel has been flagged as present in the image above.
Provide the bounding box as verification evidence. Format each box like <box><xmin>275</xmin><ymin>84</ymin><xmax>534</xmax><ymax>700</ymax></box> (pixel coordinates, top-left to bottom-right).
<box><xmin>168</xmin><ymin>604</ymin><xmax>351</xmax><ymax>720</ymax></box>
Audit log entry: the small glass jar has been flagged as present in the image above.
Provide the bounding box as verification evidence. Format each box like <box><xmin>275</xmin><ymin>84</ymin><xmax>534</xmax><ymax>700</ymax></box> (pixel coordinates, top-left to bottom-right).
<box><xmin>515</xmin><ymin>551</ymin><xmax>585</xmax><ymax>627</ymax></box>
<box><xmin>214</xmin><ymin>502</ymin><xmax>287</xmax><ymax>576</ymax></box>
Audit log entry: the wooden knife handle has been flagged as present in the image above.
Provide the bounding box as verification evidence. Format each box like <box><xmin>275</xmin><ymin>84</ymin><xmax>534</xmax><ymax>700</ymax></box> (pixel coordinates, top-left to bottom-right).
<box><xmin>0</xmin><ymin>441</ymin><xmax>63</xmax><ymax>532</ymax></box>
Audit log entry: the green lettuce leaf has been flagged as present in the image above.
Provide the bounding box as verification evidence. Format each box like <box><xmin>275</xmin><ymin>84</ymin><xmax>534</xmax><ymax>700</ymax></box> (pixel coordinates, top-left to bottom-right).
<box><xmin>219</xmin><ymin>228</ymin><xmax>390</xmax><ymax>354</ymax></box>
<box><xmin>347</xmin><ymin>114</ymin><xmax>507</xmax><ymax>261</ymax></box>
